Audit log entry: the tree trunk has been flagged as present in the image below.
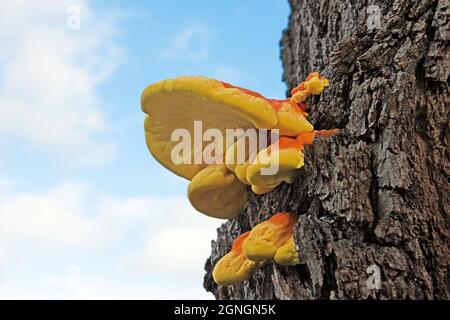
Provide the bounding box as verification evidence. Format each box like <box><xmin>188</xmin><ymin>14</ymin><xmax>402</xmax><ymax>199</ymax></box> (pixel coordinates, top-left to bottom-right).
<box><xmin>204</xmin><ymin>0</ymin><xmax>449</xmax><ymax>299</ymax></box>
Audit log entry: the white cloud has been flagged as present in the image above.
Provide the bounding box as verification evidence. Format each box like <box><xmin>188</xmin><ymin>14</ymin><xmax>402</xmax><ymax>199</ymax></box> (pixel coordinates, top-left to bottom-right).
<box><xmin>0</xmin><ymin>0</ymin><xmax>122</xmax><ymax>165</ymax></box>
<box><xmin>163</xmin><ymin>25</ymin><xmax>210</xmax><ymax>62</ymax></box>
<box><xmin>0</xmin><ymin>274</ymin><xmax>213</xmax><ymax>300</ymax></box>
<box><xmin>0</xmin><ymin>179</ymin><xmax>221</xmax><ymax>298</ymax></box>
<box><xmin>0</xmin><ymin>182</ymin><xmax>220</xmax><ymax>262</ymax></box>
<box><xmin>0</xmin><ymin>183</ymin><xmax>110</xmax><ymax>260</ymax></box>
<box><xmin>0</xmin><ymin>178</ymin><xmax>16</xmax><ymax>190</ymax></box>
<box><xmin>102</xmin><ymin>195</ymin><xmax>220</xmax><ymax>278</ymax></box>
<box><xmin>125</xmin><ymin>223</ymin><xmax>219</xmax><ymax>276</ymax></box>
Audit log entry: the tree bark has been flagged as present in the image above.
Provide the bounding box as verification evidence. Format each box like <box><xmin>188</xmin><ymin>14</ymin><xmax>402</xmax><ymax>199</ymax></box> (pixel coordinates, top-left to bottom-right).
<box><xmin>204</xmin><ymin>0</ymin><xmax>449</xmax><ymax>299</ymax></box>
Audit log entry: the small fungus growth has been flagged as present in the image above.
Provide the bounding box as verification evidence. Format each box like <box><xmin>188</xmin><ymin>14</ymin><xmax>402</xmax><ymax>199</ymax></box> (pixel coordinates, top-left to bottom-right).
<box><xmin>212</xmin><ymin>212</ymin><xmax>302</xmax><ymax>286</ymax></box>
<box><xmin>212</xmin><ymin>231</ymin><xmax>267</xmax><ymax>286</ymax></box>
<box><xmin>242</xmin><ymin>212</ymin><xmax>298</xmax><ymax>262</ymax></box>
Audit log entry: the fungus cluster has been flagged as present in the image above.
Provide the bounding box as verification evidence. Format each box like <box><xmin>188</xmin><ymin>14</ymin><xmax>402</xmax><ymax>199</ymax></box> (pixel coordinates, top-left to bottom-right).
<box><xmin>213</xmin><ymin>212</ymin><xmax>301</xmax><ymax>286</ymax></box>
<box><xmin>141</xmin><ymin>72</ymin><xmax>333</xmax><ymax>219</ymax></box>
<box><xmin>212</xmin><ymin>231</ymin><xmax>267</xmax><ymax>286</ymax></box>
<box><xmin>141</xmin><ymin>72</ymin><xmax>338</xmax><ymax>286</ymax></box>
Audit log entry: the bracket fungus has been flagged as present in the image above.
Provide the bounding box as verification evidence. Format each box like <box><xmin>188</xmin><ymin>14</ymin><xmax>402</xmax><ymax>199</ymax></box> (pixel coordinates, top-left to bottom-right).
<box><xmin>290</xmin><ymin>72</ymin><xmax>330</xmax><ymax>104</ymax></box>
<box><xmin>141</xmin><ymin>72</ymin><xmax>339</xmax><ymax>287</ymax></box>
<box><xmin>273</xmin><ymin>237</ymin><xmax>301</xmax><ymax>266</ymax></box>
<box><xmin>245</xmin><ymin>129</ymin><xmax>339</xmax><ymax>194</ymax></box>
<box><xmin>212</xmin><ymin>231</ymin><xmax>267</xmax><ymax>286</ymax></box>
<box><xmin>187</xmin><ymin>164</ymin><xmax>248</xmax><ymax>219</ymax></box>
<box><xmin>242</xmin><ymin>212</ymin><xmax>299</xmax><ymax>262</ymax></box>
<box><xmin>141</xmin><ymin>72</ymin><xmax>335</xmax><ymax>219</ymax></box>
<box><xmin>212</xmin><ymin>212</ymin><xmax>302</xmax><ymax>286</ymax></box>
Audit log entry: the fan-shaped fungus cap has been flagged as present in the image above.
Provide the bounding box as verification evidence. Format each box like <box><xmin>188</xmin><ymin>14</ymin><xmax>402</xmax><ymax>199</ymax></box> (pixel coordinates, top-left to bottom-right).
<box><xmin>220</xmin><ymin>81</ymin><xmax>314</xmax><ymax>137</ymax></box>
<box><xmin>290</xmin><ymin>72</ymin><xmax>330</xmax><ymax>104</ymax></box>
<box><xmin>243</xmin><ymin>212</ymin><xmax>298</xmax><ymax>262</ymax></box>
<box><xmin>251</xmin><ymin>184</ymin><xmax>276</xmax><ymax>195</ymax></box>
<box><xmin>141</xmin><ymin>75</ymin><xmax>333</xmax><ymax>219</ymax></box>
<box><xmin>275</xmin><ymin>100</ymin><xmax>313</xmax><ymax>136</ymax></box>
<box><xmin>245</xmin><ymin>133</ymin><xmax>314</xmax><ymax>194</ymax></box>
<box><xmin>188</xmin><ymin>164</ymin><xmax>248</xmax><ymax>219</ymax></box>
<box><xmin>142</xmin><ymin>76</ymin><xmax>279</xmax><ymax>180</ymax></box>
<box><xmin>245</xmin><ymin>130</ymin><xmax>340</xmax><ymax>193</ymax></box>
<box><xmin>245</xmin><ymin>140</ymin><xmax>304</xmax><ymax>194</ymax></box>
<box><xmin>274</xmin><ymin>237</ymin><xmax>301</xmax><ymax>265</ymax></box>
<box><xmin>141</xmin><ymin>76</ymin><xmax>318</xmax><ymax>180</ymax></box>
<box><xmin>224</xmin><ymin>134</ymin><xmax>255</xmax><ymax>186</ymax></box>
<box><xmin>212</xmin><ymin>231</ymin><xmax>267</xmax><ymax>286</ymax></box>
<box><xmin>234</xmin><ymin>162</ymin><xmax>252</xmax><ymax>185</ymax></box>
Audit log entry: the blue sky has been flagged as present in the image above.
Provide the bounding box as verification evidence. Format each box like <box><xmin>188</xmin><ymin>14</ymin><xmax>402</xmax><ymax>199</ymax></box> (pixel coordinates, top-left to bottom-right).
<box><xmin>0</xmin><ymin>0</ymin><xmax>289</xmax><ymax>299</ymax></box>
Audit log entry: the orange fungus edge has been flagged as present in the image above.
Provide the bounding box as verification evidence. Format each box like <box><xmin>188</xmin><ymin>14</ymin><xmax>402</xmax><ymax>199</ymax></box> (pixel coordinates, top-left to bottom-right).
<box><xmin>220</xmin><ymin>81</ymin><xmax>304</xmax><ymax>114</ymax></box>
<box><xmin>269</xmin><ymin>131</ymin><xmax>318</xmax><ymax>151</ymax></box>
<box><xmin>268</xmin><ymin>212</ymin><xmax>297</xmax><ymax>227</ymax></box>
<box><xmin>231</xmin><ymin>231</ymin><xmax>251</xmax><ymax>254</ymax></box>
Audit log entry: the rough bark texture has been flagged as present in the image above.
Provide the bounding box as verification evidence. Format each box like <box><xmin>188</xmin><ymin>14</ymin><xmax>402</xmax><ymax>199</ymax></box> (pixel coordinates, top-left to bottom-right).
<box><xmin>204</xmin><ymin>0</ymin><xmax>449</xmax><ymax>299</ymax></box>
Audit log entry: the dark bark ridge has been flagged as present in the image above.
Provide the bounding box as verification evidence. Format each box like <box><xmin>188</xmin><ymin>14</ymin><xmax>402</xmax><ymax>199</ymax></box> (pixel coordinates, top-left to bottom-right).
<box><xmin>204</xmin><ymin>0</ymin><xmax>449</xmax><ymax>299</ymax></box>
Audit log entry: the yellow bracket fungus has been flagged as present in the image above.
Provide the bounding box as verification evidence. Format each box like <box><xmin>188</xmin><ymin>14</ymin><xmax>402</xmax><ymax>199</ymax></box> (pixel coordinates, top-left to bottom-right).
<box><xmin>187</xmin><ymin>164</ymin><xmax>248</xmax><ymax>219</ymax></box>
<box><xmin>242</xmin><ymin>212</ymin><xmax>298</xmax><ymax>262</ymax></box>
<box><xmin>244</xmin><ymin>129</ymin><xmax>340</xmax><ymax>194</ymax></box>
<box><xmin>212</xmin><ymin>212</ymin><xmax>303</xmax><ymax>286</ymax></box>
<box><xmin>141</xmin><ymin>72</ymin><xmax>336</xmax><ymax>219</ymax></box>
<box><xmin>290</xmin><ymin>72</ymin><xmax>330</xmax><ymax>104</ymax></box>
<box><xmin>212</xmin><ymin>231</ymin><xmax>267</xmax><ymax>286</ymax></box>
<box><xmin>273</xmin><ymin>237</ymin><xmax>301</xmax><ymax>266</ymax></box>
